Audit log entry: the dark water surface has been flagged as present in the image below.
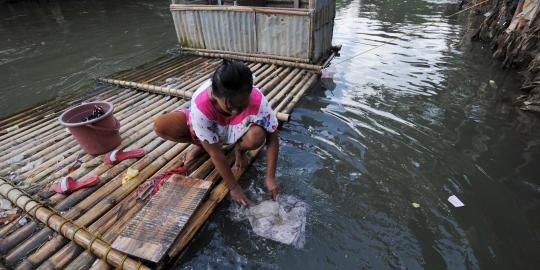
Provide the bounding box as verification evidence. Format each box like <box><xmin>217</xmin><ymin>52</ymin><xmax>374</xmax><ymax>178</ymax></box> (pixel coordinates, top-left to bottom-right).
<box><xmin>2</xmin><ymin>0</ymin><xmax>540</xmax><ymax>269</ymax></box>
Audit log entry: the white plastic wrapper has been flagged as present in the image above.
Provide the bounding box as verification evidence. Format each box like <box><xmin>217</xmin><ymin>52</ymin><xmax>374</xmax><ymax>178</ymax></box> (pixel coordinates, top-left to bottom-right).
<box><xmin>246</xmin><ymin>195</ymin><xmax>307</xmax><ymax>248</ymax></box>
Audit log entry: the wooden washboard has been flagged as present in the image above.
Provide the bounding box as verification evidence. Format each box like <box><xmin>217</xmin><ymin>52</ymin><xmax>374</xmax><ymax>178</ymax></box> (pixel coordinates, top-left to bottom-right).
<box><xmin>112</xmin><ymin>175</ymin><xmax>212</xmax><ymax>262</ymax></box>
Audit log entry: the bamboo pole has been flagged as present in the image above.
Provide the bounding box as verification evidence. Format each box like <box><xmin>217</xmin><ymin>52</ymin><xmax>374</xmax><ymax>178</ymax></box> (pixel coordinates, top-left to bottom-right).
<box><xmin>260</xmin><ymin>67</ymin><xmax>292</xmax><ymax>94</ymax></box>
<box><xmin>7</xmin><ymin>139</ymin><xmax>182</xmax><ymax>268</ymax></box>
<box><xmin>156</xmin><ymin>59</ymin><xmax>220</xmax><ymax>91</ymax></box>
<box><xmin>142</xmin><ymin>57</ymin><xmax>207</xmax><ymax>85</ymax></box>
<box><xmin>0</xmin><ymin>86</ymin><xmax>120</xmax><ymax>144</ymax></box>
<box><xmin>0</xmin><ymin>222</ymin><xmax>39</xmax><ymax>254</ymax></box>
<box><xmin>0</xmin><ymin>178</ymin><xmax>151</xmax><ymax>270</ymax></box>
<box><xmin>121</xmin><ymin>56</ymin><xmax>194</xmax><ymax>86</ymax></box>
<box><xmin>99</xmin><ymin>79</ymin><xmax>194</xmax><ymax>99</ymax></box>
<box><xmin>0</xmin><ymin>96</ymin><xmax>81</xmax><ymax>134</ymax></box>
<box><xmin>23</xmin><ymin>67</ymin><xmax>304</xmax><ymax>266</ymax></box>
<box><xmin>0</xmin><ymin>87</ymin><xmax>101</xmax><ymax>131</ymax></box>
<box><xmin>2</xmin><ymin>99</ymin><xmax>186</xmax><ymax>263</ymax></box>
<box><xmin>20</xmin><ymin>93</ymin><xmax>168</xmax><ymax>186</ymax></box>
<box><xmin>116</xmin><ymin>56</ymin><xmax>190</xmax><ymax>83</ymax></box>
<box><xmin>44</xmin><ymin>146</ymin><xmax>211</xmax><ymax>270</ymax></box>
<box><xmin>283</xmin><ymin>73</ymin><xmax>319</xmax><ymax>114</ymax></box>
<box><xmin>3</xmin><ymin>89</ymin><xmax>147</xmax><ymax>167</ymax></box>
<box><xmin>2</xmin><ymin>114</ymin><xmax>179</xmax><ymax>258</ymax></box>
<box><xmin>0</xmin><ymin>53</ymin><xmax>324</xmax><ymax>268</ymax></box>
<box><xmin>274</xmin><ymin>73</ymin><xmax>311</xmax><ymax>112</ymax></box>
<box><xmin>16</xmin><ymin>140</ymin><xmax>188</xmax><ymax>270</ymax></box>
<box><xmin>45</xmin><ymin>98</ymin><xmax>186</xmax><ymax>208</ymax></box>
<box><xmin>266</xmin><ymin>68</ymin><xmax>302</xmax><ymax>101</ymax></box>
<box><xmin>98</xmin><ymin>78</ymin><xmax>290</xmax><ymax>122</ymax></box>
<box><xmin>4</xmin><ymin>136</ymin><xmax>165</xmax><ymax>268</ymax></box>
<box><xmin>254</xmin><ymin>65</ymin><xmax>278</xmax><ymax>86</ymax></box>
<box><xmin>180</xmin><ymin>47</ymin><xmax>311</xmax><ymax>63</ymax></box>
<box><xmin>87</xmin><ymin>150</ymin><xmax>233</xmax><ymax>270</ymax></box>
<box><xmin>0</xmin><ymin>214</ymin><xmax>25</xmax><ymax>237</ymax></box>
<box><xmin>181</xmin><ymin>50</ymin><xmax>323</xmax><ymax>72</ymax></box>
<box><xmin>166</xmin><ymin>146</ymin><xmax>264</xmax><ymax>259</ymax></box>
<box><xmin>0</xmin><ymin>90</ymin><xmax>153</xmax><ymax>177</ymax></box>
<box><xmin>253</xmin><ymin>64</ymin><xmax>274</xmax><ymax>78</ymax></box>
<box><xmin>0</xmin><ymin>88</ymin><xmax>129</xmax><ymax>154</ymax></box>
<box><xmin>170</xmin><ymin>4</ymin><xmax>311</xmax><ymax>16</ymax></box>
<box><xmin>256</xmin><ymin>67</ymin><xmax>286</xmax><ymax>92</ymax></box>
<box><xmin>270</xmin><ymin>70</ymin><xmax>308</xmax><ymax>108</ymax></box>
<box><xmin>123</xmin><ymin>56</ymin><xmax>215</xmax><ymax>89</ymax></box>
<box><xmin>123</xmin><ymin>55</ymin><xmax>199</xmax><ymax>83</ymax></box>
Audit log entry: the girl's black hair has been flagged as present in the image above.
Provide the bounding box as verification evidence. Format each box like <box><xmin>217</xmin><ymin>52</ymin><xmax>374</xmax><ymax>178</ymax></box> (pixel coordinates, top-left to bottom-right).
<box><xmin>211</xmin><ymin>59</ymin><xmax>253</xmax><ymax>98</ymax></box>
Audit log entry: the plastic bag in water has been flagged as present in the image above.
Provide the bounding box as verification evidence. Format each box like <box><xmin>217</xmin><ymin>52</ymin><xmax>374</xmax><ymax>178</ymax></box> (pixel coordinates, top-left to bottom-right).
<box><xmin>321</xmin><ymin>66</ymin><xmax>336</xmax><ymax>90</ymax></box>
<box><xmin>246</xmin><ymin>195</ymin><xmax>306</xmax><ymax>248</ymax></box>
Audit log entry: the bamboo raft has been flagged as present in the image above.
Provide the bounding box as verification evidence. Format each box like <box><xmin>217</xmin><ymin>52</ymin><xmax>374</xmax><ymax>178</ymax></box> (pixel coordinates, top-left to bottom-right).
<box><xmin>0</xmin><ymin>52</ymin><xmax>329</xmax><ymax>269</ymax></box>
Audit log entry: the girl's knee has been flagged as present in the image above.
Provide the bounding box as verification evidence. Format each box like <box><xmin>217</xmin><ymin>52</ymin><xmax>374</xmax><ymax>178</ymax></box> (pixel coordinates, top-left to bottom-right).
<box><xmin>153</xmin><ymin>111</ymin><xmax>187</xmax><ymax>139</ymax></box>
<box><xmin>153</xmin><ymin>114</ymin><xmax>169</xmax><ymax>137</ymax></box>
<box><xmin>242</xmin><ymin>125</ymin><xmax>266</xmax><ymax>149</ymax></box>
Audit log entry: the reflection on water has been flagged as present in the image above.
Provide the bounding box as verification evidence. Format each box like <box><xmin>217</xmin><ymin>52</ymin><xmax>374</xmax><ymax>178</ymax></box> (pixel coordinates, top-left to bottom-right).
<box><xmin>0</xmin><ymin>0</ymin><xmax>176</xmax><ymax>117</ymax></box>
<box><xmin>177</xmin><ymin>0</ymin><xmax>540</xmax><ymax>269</ymax></box>
<box><xmin>2</xmin><ymin>0</ymin><xmax>540</xmax><ymax>269</ymax></box>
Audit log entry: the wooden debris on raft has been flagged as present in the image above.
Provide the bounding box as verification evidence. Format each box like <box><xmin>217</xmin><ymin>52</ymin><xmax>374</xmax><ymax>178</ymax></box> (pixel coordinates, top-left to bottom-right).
<box><xmin>467</xmin><ymin>0</ymin><xmax>540</xmax><ymax>111</ymax></box>
<box><xmin>0</xmin><ymin>53</ymin><xmax>326</xmax><ymax>269</ymax></box>
<box><xmin>112</xmin><ymin>175</ymin><xmax>211</xmax><ymax>262</ymax></box>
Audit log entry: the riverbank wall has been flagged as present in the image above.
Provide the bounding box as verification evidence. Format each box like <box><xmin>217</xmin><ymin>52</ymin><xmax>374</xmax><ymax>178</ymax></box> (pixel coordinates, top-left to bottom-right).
<box><xmin>467</xmin><ymin>0</ymin><xmax>540</xmax><ymax>112</ymax></box>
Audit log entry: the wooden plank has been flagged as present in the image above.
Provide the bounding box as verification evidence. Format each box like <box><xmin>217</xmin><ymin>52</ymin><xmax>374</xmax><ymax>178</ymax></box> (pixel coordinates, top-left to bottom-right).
<box><xmin>112</xmin><ymin>176</ymin><xmax>212</xmax><ymax>262</ymax></box>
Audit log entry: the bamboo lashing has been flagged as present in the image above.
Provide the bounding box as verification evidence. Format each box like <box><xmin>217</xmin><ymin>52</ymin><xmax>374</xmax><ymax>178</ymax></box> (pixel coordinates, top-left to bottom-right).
<box><xmin>0</xmin><ymin>178</ymin><xmax>150</xmax><ymax>270</ymax></box>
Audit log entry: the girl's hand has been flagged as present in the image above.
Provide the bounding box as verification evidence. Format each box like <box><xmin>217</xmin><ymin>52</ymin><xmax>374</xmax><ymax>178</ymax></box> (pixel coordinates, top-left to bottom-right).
<box><xmin>230</xmin><ymin>185</ymin><xmax>254</xmax><ymax>207</ymax></box>
<box><xmin>265</xmin><ymin>176</ymin><xmax>279</xmax><ymax>201</ymax></box>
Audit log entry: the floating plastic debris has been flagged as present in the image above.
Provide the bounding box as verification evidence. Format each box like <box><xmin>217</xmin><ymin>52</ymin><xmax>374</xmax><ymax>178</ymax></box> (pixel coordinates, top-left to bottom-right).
<box><xmin>489</xmin><ymin>80</ymin><xmax>498</xmax><ymax>89</ymax></box>
<box><xmin>448</xmin><ymin>195</ymin><xmax>465</xmax><ymax>208</ymax></box>
<box><xmin>321</xmin><ymin>66</ymin><xmax>336</xmax><ymax>79</ymax></box>
<box><xmin>19</xmin><ymin>217</ymin><xmax>28</xmax><ymax>225</ymax></box>
<box><xmin>412</xmin><ymin>202</ymin><xmax>421</xmax><ymax>208</ymax></box>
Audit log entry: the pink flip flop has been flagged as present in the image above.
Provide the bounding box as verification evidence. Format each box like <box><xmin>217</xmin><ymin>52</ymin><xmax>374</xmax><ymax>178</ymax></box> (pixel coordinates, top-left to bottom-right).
<box><xmin>53</xmin><ymin>176</ymin><xmax>100</xmax><ymax>194</ymax></box>
<box><xmin>103</xmin><ymin>148</ymin><xmax>145</xmax><ymax>165</ymax></box>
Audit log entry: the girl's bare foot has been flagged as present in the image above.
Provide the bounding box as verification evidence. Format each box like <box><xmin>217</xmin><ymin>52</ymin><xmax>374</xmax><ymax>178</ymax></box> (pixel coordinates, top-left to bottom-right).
<box><xmin>233</xmin><ymin>147</ymin><xmax>249</xmax><ymax>172</ymax></box>
<box><xmin>183</xmin><ymin>144</ymin><xmax>205</xmax><ymax>165</ymax></box>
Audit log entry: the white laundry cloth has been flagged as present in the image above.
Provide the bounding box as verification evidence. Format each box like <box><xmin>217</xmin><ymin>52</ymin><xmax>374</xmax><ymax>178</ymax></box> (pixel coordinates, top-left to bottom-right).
<box><xmin>246</xmin><ymin>195</ymin><xmax>307</xmax><ymax>248</ymax></box>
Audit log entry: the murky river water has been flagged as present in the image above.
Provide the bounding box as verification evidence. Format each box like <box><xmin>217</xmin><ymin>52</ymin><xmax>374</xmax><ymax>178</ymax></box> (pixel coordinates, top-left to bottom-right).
<box><xmin>2</xmin><ymin>0</ymin><xmax>540</xmax><ymax>269</ymax></box>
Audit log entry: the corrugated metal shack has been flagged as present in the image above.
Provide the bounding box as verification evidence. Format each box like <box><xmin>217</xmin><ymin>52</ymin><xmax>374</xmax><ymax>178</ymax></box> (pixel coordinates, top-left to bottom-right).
<box><xmin>0</xmin><ymin>0</ymin><xmax>338</xmax><ymax>269</ymax></box>
<box><xmin>171</xmin><ymin>0</ymin><xmax>336</xmax><ymax>63</ymax></box>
